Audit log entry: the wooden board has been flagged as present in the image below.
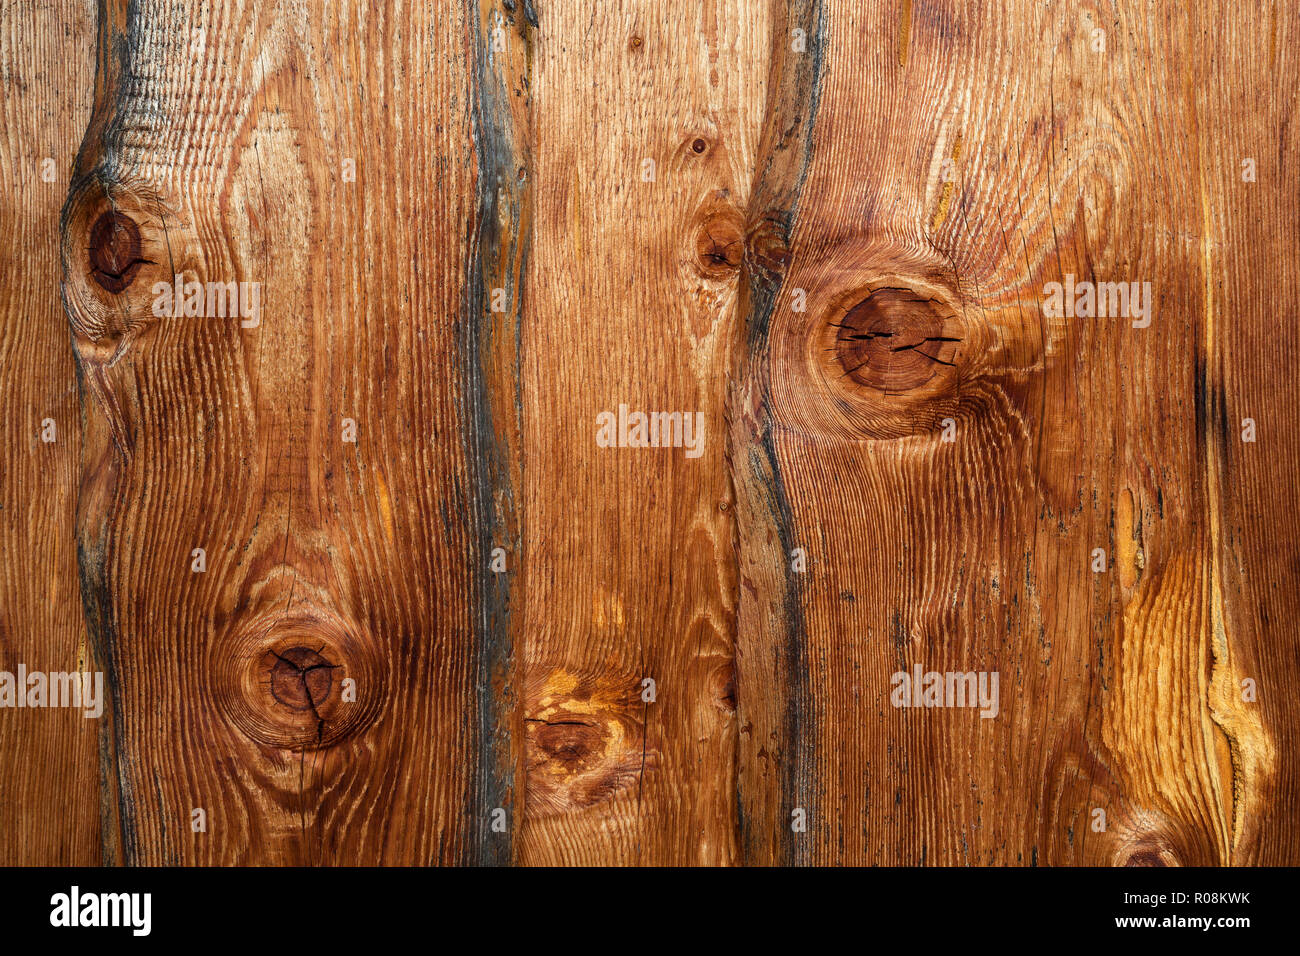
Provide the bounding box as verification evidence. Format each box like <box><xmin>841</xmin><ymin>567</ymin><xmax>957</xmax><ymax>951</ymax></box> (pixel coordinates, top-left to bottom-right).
<box><xmin>57</xmin><ymin>0</ymin><xmax>505</xmax><ymax>864</ymax></box>
<box><xmin>732</xmin><ymin>0</ymin><xmax>1297</xmax><ymax>866</ymax></box>
<box><xmin>517</xmin><ymin>0</ymin><xmax>770</xmax><ymax>866</ymax></box>
<box><xmin>0</xmin><ymin>0</ymin><xmax>100</xmax><ymax>865</ymax></box>
<box><xmin>0</xmin><ymin>0</ymin><xmax>1293</xmax><ymax>866</ymax></box>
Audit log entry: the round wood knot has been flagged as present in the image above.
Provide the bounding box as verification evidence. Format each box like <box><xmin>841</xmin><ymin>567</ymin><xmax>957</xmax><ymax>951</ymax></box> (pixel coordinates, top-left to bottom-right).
<box><xmin>791</xmin><ymin>275</ymin><xmax>971</xmax><ymax>440</ymax></box>
<box><xmin>88</xmin><ymin>211</ymin><xmax>145</xmax><ymax>293</ymax></box>
<box><xmin>524</xmin><ymin>668</ymin><xmax>655</xmax><ymax>817</ymax></box>
<box><xmin>213</xmin><ymin>609</ymin><xmax>383</xmax><ymax>751</ymax></box>
<box><xmin>268</xmin><ymin>646</ymin><xmax>338</xmax><ymax>712</ymax></box>
<box><xmin>533</xmin><ymin>721</ymin><xmax>605</xmax><ymax>774</ymax></box>
<box><xmin>835</xmin><ymin>287</ymin><xmax>961</xmax><ymax>391</ymax></box>
<box><xmin>61</xmin><ymin>178</ymin><xmax>172</xmax><ymax>350</ymax></box>
<box><xmin>693</xmin><ymin>210</ymin><xmax>745</xmax><ymax>279</ymax></box>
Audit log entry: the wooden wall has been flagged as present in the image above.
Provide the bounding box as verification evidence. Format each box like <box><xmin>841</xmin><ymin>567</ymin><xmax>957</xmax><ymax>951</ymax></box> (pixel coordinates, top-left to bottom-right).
<box><xmin>0</xmin><ymin>0</ymin><xmax>1295</xmax><ymax>865</ymax></box>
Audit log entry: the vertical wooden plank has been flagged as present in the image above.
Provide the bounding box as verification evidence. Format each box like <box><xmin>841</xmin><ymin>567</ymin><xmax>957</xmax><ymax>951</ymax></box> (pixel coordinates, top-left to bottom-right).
<box><xmin>464</xmin><ymin>0</ymin><xmax>534</xmax><ymax>865</ymax></box>
<box><xmin>731</xmin><ymin>0</ymin><xmax>1294</xmax><ymax>865</ymax></box>
<box><xmin>736</xmin><ymin>0</ymin><xmax>1061</xmax><ymax>866</ymax></box>
<box><xmin>1036</xmin><ymin>2</ymin><xmax>1227</xmax><ymax>866</ymax></box>
<box><xmin>59</xmin><ymin>0</ymin><xmax>496</xmax><ymax>863</ymax></box>
<box><xmin>0</xmin><ymin>0</ymin><xmax>100</xmax><ymax>865</ymax></box>
<box><xmin>1179</xmin><ymin>0</ymin><xmax>1294</xmax><ymax>865</ymax></box>
<box><xmin>731</xmin><ymin>0</ymin><xmax>825</xmax><ymax>867</ymax></box>
<box><xmin>520</xmin><ymin>1</ymin><xmax>769</xmax><ymax>864</ymax></box>
<box><xmin>1078</xmin><ymin>1</ymin><xmax>1279</xmax><ymax>867</ymax></box>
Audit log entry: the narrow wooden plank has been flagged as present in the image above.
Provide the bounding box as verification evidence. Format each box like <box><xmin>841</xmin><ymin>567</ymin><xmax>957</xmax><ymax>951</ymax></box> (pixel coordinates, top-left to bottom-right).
<box><xmin>463</xmin><ymin>0</ymin><xmax>534</xmax><ymax>865</ymax></box>
<box><xmin>1183</xmin><ymin>0</ymin><xmax>1296</xmax><ymax>865</ymax></box>
<box><xmin>59</xmin><ymin>0</ymin><xmax>497</xmax><ymax>863</ymax></box>
<box><xmin>0</xmin><ymin>0</ymin><xmax>100</xmax><ymax>865</ymax></box>
<box><xmin>519</xmin><ymin>1</ymin><xmax>771</xmax><ymax>864</ymax></box>
<box><xmin>731</xmin><ymin>0</ymin><xmax>825</xmax><ymax>867</ymax></box>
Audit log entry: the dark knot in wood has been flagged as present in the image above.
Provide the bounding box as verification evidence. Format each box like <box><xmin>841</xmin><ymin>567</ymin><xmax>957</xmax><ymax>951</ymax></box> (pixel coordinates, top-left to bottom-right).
<box><xmin>694</xmin><ymin>212</ymin><xmax>744</xmax><ymax>278</ymax></box>
<box><xmin>744</xmin><ymin>216</ymin><xmax>789</xmax><ymax>276</ymax></box>
<box><xmin>835</xmin><ymin>287</ymin><xmax>960</xmax><ymax>391</ymax></box>
<box><xmin>268</xmin><ymin>646</ymin><xmax>338</xmax><ymax>712</ymax></box>
<box><xmin>88</xmin><ymin>211</ymin><xmax>145</xmax><ymax>293</ymax></box>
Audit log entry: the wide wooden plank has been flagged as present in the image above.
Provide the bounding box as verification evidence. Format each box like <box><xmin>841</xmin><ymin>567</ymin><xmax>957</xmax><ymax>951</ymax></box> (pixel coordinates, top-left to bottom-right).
<box><xmin>59</xmin><ymin>0</ymin><xmax>504</xmax><ymax>863</ymax></box>
<box><xmin>732</xmin><ymin>0</ymin><xmax>1294</xmax><ymax>865</ymax></box>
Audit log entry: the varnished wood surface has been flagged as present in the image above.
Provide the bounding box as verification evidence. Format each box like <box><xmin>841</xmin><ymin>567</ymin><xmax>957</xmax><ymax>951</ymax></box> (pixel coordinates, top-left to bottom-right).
<box><xmin>0</xmin><ymin>0</ymin><xmax>1294</xmax><ymax>865</ymax></box>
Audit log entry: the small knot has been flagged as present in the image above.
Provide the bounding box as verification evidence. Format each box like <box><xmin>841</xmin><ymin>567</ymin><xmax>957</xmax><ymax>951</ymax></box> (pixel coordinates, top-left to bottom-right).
<box><xmin>693</xmin><ymin>210</ymin><xmax>745</xmax><ymax>279</ymax></box>
<box><xmin>715</xmin><ymin>666</ymin><xmax>737</xmax><ymax>712</ymax></box>
<box><xmin>524</xmin><ymin>668</ymin><xmax>653</xmax><ymax>817</ymax></box>
<box><xmin>268</xmin><ymin>646</ymin><xmax>338</xmax><ymax>712</ymax></box>
<box><xmin>745</xmin><ymin>216</ymin><xmax>790</xmax><ymax>276</ymax></box>
<box><xmin>533</xmin><ymin>720</ymin><xmax>605</xmax><ymax>773</ymax></box>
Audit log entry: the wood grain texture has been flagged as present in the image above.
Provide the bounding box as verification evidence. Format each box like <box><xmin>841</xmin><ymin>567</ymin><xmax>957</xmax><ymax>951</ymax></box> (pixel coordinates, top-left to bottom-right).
<box><xmin>739</xmin><ymin>0</ymin><xmax>1297</xmax><ymax>866</ymax></box>
<box><xmin>518</xmin><ymin>0</ymin><xmax>768</xmax><ymax>865</ymax></box>
<box><xmin>0</xmin><ymin>0</ymin><xmax>100</xmax><ymax>865</ymax></box>
<box><xmin>0</xmin><ymin>0</ymin><xmax>1292</xmax><ymax>866</ymax></box>
<box><xmin>59</xmin><ymin>0</ymin><xmax>501</xmax><ymax>864</ymax></box>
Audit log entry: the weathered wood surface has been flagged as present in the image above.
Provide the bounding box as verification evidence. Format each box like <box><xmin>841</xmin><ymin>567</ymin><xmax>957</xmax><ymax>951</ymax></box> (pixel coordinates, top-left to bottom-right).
<box><xmin>739</xmin><ymin>0</ymin><xmax>1296</xmax><ymax>867</ymax></box>
<box><xmin>0</xmin><ymin>0</ymin><xmax>100</xmax><ymax>864</ymax></box>
<box><xmin>0</xmin><ymin>0</ymin><xmax>1293</xmax><ymax>865</ymax></box>
<box><xmin>58</xmin><ymin>0</ymin><xmax>499</xmax><ymax>864</ymax></box>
